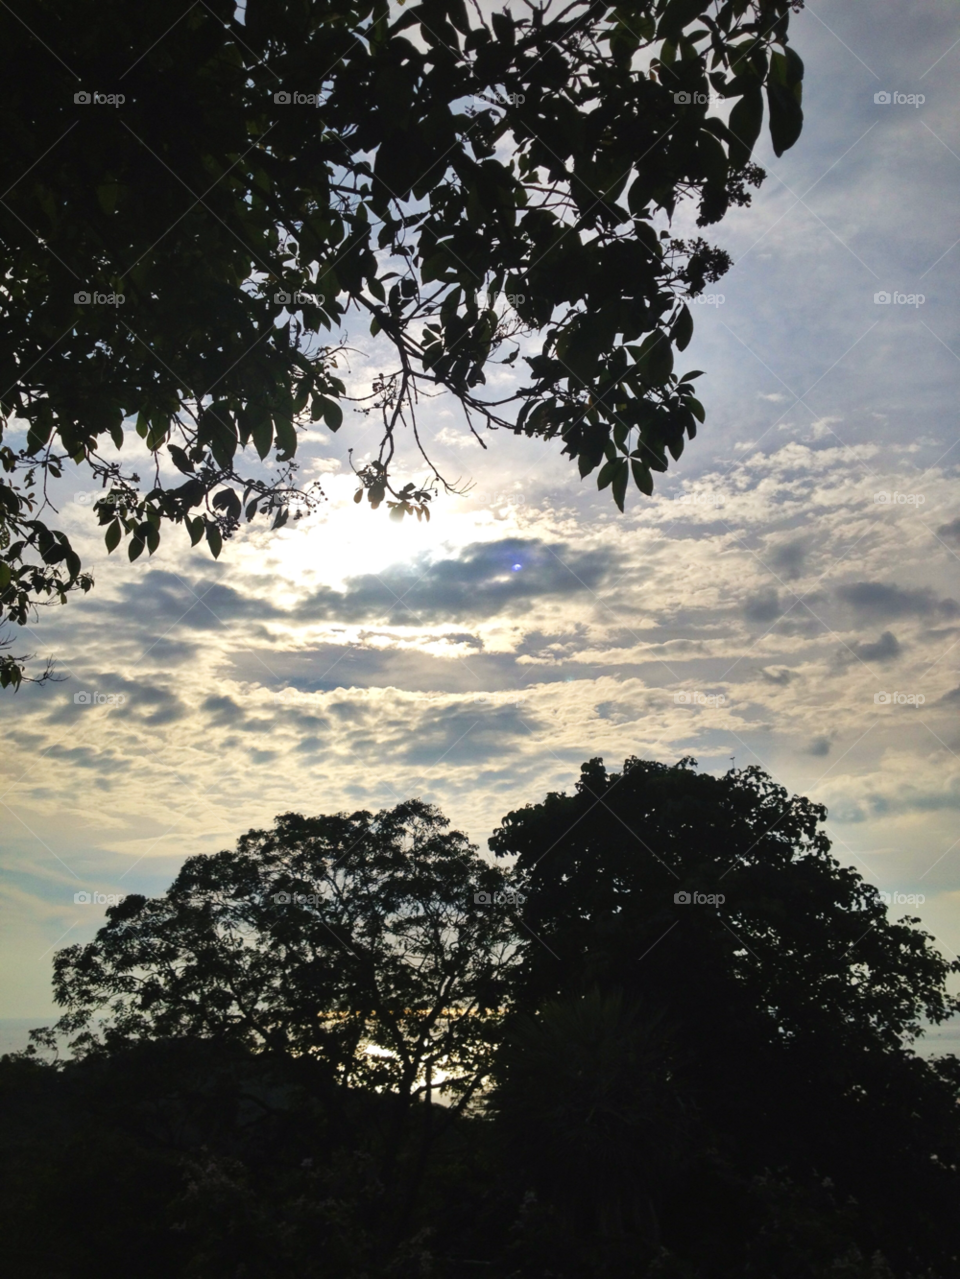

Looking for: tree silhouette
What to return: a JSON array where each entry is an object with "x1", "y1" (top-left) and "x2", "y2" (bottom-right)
[
  {"x1": 491, "y1": 756, "x2": 960, "y2": 1275},
  {"x1": 0, "y1": 0, "x2": 806, "y2": 684}
]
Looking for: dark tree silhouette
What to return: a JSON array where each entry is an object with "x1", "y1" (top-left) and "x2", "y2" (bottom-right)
[{"x1": 490, "y1": 756, "x2": 960, "y2": 1276}]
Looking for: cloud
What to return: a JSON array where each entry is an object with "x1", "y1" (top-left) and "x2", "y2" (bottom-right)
[
  {"x1": 760, "y1": 666, "x2": 797, "y2": 685},
  {"x1": 806, "y1": 736, "x2": 831, "y2": 757},
  {"x1": 851, "y1": 631, "x2": 901, "y2": 663},
  {"x1": 936, "y1": 517, "x2": 960, "y2": 547},
  {"x1": 836, "y1": 581, "x2": 959, "y2": 621},
  {"x1": 767, "y1": 539, "x2": 808, "y2": 580},
  {"x1": 743, "y1": 589, "x2": 782, "y2": 623},
  {"x1": 296, "y1": 539, "x2": 617, "y2": 625}
]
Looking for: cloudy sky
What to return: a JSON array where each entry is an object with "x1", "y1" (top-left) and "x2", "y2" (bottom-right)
[{"x1": 2, "y1": 0, "x2": 959, "y2": 1038}]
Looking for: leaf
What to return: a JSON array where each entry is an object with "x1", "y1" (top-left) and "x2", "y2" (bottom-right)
[
  {"x1": 728, "y1": 87, "x2": 764, "y2": 167},
  {"x1": 611, "y1": 459, "x2": 628, "y2": 511},
  {"x1": 636, "y1": 331, "x2": 674, "y2": 385},
  {"x1": 274, "y1": 417, "x2": 297, "y2": 459},
  {"x1": 317, "y1": 396, "x2": 343, "y2": 432},
  {"x1": 206, "y1": 523, "x2": 223, "y2": 559},
  {"x1": 251, "y1": 417, "x2": 274, "y2": 460},
  {"x1": 128, "y1": 535, "x2": 145, "y2": 562},
  {"x1": 673, "y1": 305, "x2": 694, "y2": 352},
  {"x1": 767, "y1": 80, "x2": 803, "y2": 157},
  {"x1": 187, "y1": 516, "x2": 205, "y2": 547},
  {"x1": 168, "y1": 444, "x2": 194, "y2": 475},
  {"x1": 105, "y1": 520, "x2": 121, "y2": 553},
  {"x1": 631, "y1": 459, "x2": 654, "y2": 495}
]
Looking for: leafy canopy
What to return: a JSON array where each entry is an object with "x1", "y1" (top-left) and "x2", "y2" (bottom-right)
[
  {"x1": 42, "y1": 800, "x2": 519, "y2": 1111},
  {"x1": 0, "y1": 0, "x2": 805, "y2": 684}
]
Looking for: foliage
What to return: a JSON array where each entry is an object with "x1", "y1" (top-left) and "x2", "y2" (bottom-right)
[
  {"x1": 40, "y1": 800, "x2": 518, "y2": 1114},
  {"x1": 18, "y1": 759, "x2": 960, "y2": 1274},
  {"x1": 0, "y1": 0, "x2": 805, "y2": 683},
  {"x1": 490, "y1": 756, "x2": 960, "y2": 1276}
]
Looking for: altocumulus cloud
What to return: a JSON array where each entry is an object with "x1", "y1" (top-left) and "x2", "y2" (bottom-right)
[{"x1": 295, "y1": 538, "x2": 617, "y2": 625}]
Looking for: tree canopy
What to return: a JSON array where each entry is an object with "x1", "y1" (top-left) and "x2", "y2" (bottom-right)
[
  {"x1": 0, "y1": 0, "x2": 805, "y2": 684},
  {"x1": 19, "y1": 758, "x2": 960, "y2": 1275},
  {"x1": 42, "y1": 800, "x2": 518, "y2": 1110}
]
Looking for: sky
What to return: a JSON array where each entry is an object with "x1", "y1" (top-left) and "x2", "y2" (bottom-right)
[{"x1": 2, "y1": 0, "x2": 959, "y2": 1038}]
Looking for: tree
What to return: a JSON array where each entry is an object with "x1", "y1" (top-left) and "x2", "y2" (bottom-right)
[
  {"x1": 0, "y1": 0, "x2": 806, "y2": 682},
  {"x1": 40, "y1": 800, "x2": 519, "y2": 1115},
  {"x1": 489, "y1": 756, "x2": 960, "y2": 1276}
]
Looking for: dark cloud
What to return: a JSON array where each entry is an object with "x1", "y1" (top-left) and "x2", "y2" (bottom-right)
[
  {"x1": 806, "y1": 736, "x2": 831, "y2": 757},
  {"x1": 743, "y1": 589, "x2": 782, "y2": 623},
  {"x1": 836, "y1": 581, "x2": 959, "y2": 621},
  {"x1": 44, "y1": 744, "x2": 130, "y2": 773},
  {"x1": 760, "y1": 666, "x2": 796, "y2": 685},
  {"x1": 936, "y1": 517, "x2": 960, "y2": 546},
  {"x1": 296, "y1": 539, "x2": 615, "y2": 625},
  {"x1": 940, "y1": 686, "x2": 960, "y2": 704},
  {"x1": 202, "y1": 695, "x2": 245, "y2": 727},
  {"x1": 398, "y1": 703, "x2": 539, "y2": 768},
  {"x1": 102, "y1": 571, "x2": 283, "y2": 633},
  {"x1": 852, "y1": 631, "x2": 901, "y2": 663},
  {"x1": 768, "y1": 540, "x2": 808, "y2": 580}
]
